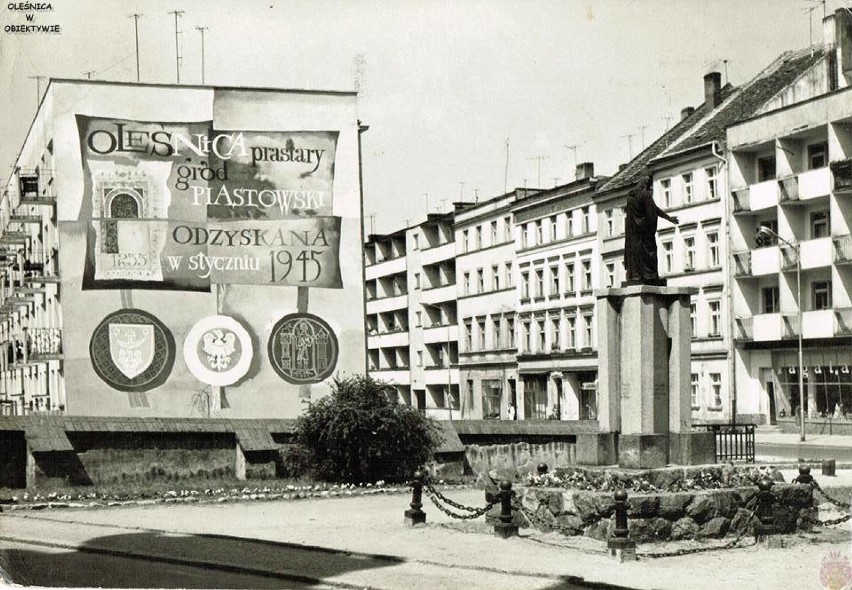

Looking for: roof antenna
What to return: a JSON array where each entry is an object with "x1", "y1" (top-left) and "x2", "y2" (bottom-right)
[{"x1": 564, "y1": 144, "x2": 578, "y2": 180}]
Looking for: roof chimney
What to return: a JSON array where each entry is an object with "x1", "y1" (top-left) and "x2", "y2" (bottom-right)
[
  {"x1": 824, "y1": 12, "x2": 837, "y2": 47},
  {"x1": 680, "y1": 106, "x2": 695, "y2": 121},
  {"x1": 575, "y1": 162, "x2": 594, "y2": 180},
  {"x1": 704, "y1": 72, "x2": 722, "y2": 108},
  {"x1": 618, "y1": 163, "x2": 628, "y2": 172}
]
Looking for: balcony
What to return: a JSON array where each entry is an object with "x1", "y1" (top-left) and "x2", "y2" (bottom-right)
[
  {"x1": 422, "y1": 324, "x2": 458, "y2": 344},
  {"x1": 734, "y1": 317, "x2": 753, "y2": 340},
  {"x1": 749, "y1": 179, "x2": 780, "y2": 211},
  {"x1": 779, "y1": 246, "x2": 798, "y2": 271},
  {"x1": 367, "y1": 329, "x2": 409, "y2": 349},
  {"x1": 731, "y1": 189, "x2": 750, "y2": 215},
  {"x1": 365, "y1": 254, "x2": 406, "y2": 281},
  {"x1": 799, "y1": 237, "x2": 832, "y2": 270},
  {"x1": 797, "y1": 167, "x2": 831, "y2": 201},
  {"x1": 835, "y1": 235, "x2": 852, "y2": 265},
  {"x1": 365, "y1": 293, "x2": 408, "y2": 314},
  {"x1": 751, "y1": 246, "x2": 781, "y2": 276},
  {"x1": 802, "y1": 309, "x2": 836, "y2": 339},
  {"x1": 420, "y1": 241, "x2": 455, "y2": 266},
  {"x1": 17, "y1": 194, "x2": 56, "y2": 207},
  {"x1": 421, "y1": 283, "x2": 456, "y2": 305},
  {"x1": 424, "y1": 366, "x2": 459, "y2": 385},
  {"x1": 831, "y1": 159, "x2": 852, "y2": 194},
  {"x1": 368, "y1": 368, "x2": 411, "y2": 385},
  {"x1": 733, "y1": 252, "x2": 752, "y2": 278},
  {"x1": 751, "y1": 313, "x2": 796, "y2": 342}
]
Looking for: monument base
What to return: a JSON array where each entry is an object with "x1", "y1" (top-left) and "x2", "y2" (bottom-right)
[
  {"x1": 618, "y1": 434, "x2": 668, "y2": 468},
  {"x1": 668, "y1": 431, "x2": 715, "y2": 465},
  {"x1": 576, "y1": 433, "x2": 618, "y2": 466}
]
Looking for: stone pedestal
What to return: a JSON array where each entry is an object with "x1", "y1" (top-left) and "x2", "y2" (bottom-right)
[
  {"x1": 607, "y1": 537, "x2": 636, "y2": 562},
  {"x1": 595, "y1": 285, "x2": 699, "y2": 467},
  {"x1": 404, "y1": 508, "x2": 426, "y2": 526}
]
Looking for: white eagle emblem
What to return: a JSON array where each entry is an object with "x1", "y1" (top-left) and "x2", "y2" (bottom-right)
[{"x1": 201, "y1": 329, "x2": 237, "y2": 371}]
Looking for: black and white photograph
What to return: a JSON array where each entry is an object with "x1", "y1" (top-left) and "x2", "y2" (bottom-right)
[{"x1": 1, "y1": 1, "x2": 851, "y2": 588}]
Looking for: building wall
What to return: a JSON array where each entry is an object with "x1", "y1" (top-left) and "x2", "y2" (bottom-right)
[{"x1": 7, "y1": 81, "x2": 365, "y2": 418}]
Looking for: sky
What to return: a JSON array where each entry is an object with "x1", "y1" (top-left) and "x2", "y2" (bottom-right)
[{"x1": 0, "y1": 0, "x2": 843, "y2": 233}]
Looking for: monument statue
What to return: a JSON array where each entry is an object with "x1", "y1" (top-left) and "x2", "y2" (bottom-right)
[{"x1": 624, "y1": 174, "x2": 679, "y2": 285}]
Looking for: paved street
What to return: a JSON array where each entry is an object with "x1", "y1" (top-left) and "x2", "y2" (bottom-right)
[{"x1": 0, "y1": 484, "x2": 848, "y2": 590}]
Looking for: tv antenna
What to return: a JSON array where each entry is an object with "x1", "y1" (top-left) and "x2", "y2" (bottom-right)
[
  {"x1": 196, "y1": 26, "x2": 208, "y2": 84},
  {"x1": 638, "y1": 126, "x2": 648, "y2": 151},
  {"x1": 526, "y1": 156, "x2": 548, "y2": 187},
  {"x1": 621, "y1": 133, "x2": 636, "y2": 159},
  {"x1": 803, "y1": 1, "x2": 826, "y2": 46},
  {"x1": 564, "y1": 144, "x2": 578, "y2": 179},
  {"x1": 167, "y1": 10, "x2": 185, "y2": 83}
]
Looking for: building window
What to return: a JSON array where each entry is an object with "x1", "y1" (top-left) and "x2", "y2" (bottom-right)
[
  {"x1": 413, "y1": 234, "x2": 419, "y2": 249},
  {"x1": 710, "y1": 373, "x2": 722, "y2": 407},
  {"x1": 522, "y1": 320, "x2": 531, "y2": 352},
  {"x1": 492, "y1": 265, "x2": 500, "y2": 290},
  {"x1": 464, "y1": 319, "x2": 472, "y2": 352},
  {"x1": 491, "y1": 317, "x2": 500, "y2": 349},
  {"x1": 535, "y1": 269, "x2": 544, "y2": 298},
  {"x1": 506, "y1": 317, "x2": 515, "y2": 349},
  {"x1": 757, "y1": 155, "x2": 776, "y2": 182},
  {"x1": 691, "y1": 373, "x2": 699, "y2": 407},
  {"x1": 684, "y1": 236, "x2": 695, "y2": 271},
  {"x1": 811, "y1": 211, "x2": 830, "y2": 239},
  {"x1": 566, "y1": 212, "x2": 573, "y2": 237},
  {"x1": 606, "y1": 263, "x2": 615, "y2": 288},
  {"x1": 521, "y1": 272, "x2": 530, "y2": 300},
  {"x1": 464, "y1": 272, "x2": 471, "y2": 295},
  {"x1": 535, "y1": 220, "x2": 543, "y2": 245},
  {"x1": 505, "y1": 262, "x2": 513, "y2": 287},
  {"x1": 477, "y1": 268, "x2": 485, "y2": 293},
  {"x1": 762, "y1": 286, "x2": 780, "y2": 314},
  {"x1": 581, "y1": 260, "x2": 591, "y2": 291},
  {"x1": 708, "y1": 300, "x2": 721, "y2": 336},
  {"x1": 475, "y1": 226, "x2": 483, "y2": 250},
  {"x1": 682, "y1": 173, "x2": 694, "y2": 204},
  {"x1": 462, "y1": 230, "x2": 469, "y2": 253},
  {"x1": 581, "y1": 207, "x2": 590, "y2": 234},
  {"x1": 417, "y1": 351, "x2": 423, "y2": 367},
  {"x1": 566, "y1": 316, "x2": 576, "y2": 349},
  {"x1": 415, "y1": 311, "x2": 422, "y2": 328},
  {"x1": 491, "y1": 221, "x2": 498, "y2": 245},
  {"x1": 550, "y1": 266, "x2": 560, "y2": 296},
  {"x1": 522, "y1": 225, "x2": 530, "y2": 248},
  {"x1": 550, "y1": 317, "x2": 560, "y2": 351},
  {"x1": 707, "y1": 232, "x2": 720, "y2": 267},
  {"x1": 812, "y1": 281, "x2": 832, "y2": 310},
  {"x1": 706, "y1": 167, "x2": 718, "y2": 200},
  {"x1": 690, "y1": 302, "x2": 697, "y2": 336},
  {"x1": 550, "y1": 215, "x2": 558, "y2": 241},
  {"x1": 662, "y1": 241, "x2": 674, "y2": 273},
  {"x1": 565, "y1": 262, "x2": 575, "y2": 294},
  {"x1": 661, "y1": 179, "x2": 672, "y2": 208},
  {"x1": 504, "y1": 216, "x2": 512, "y2": 242},
  {"x1": 477, "y1": 318, "x2": 486, "y2": 350},
  {"x1": 605, "y1": 209, "x2": 614, "y2": 237},
  {"x1": 808, "y1": 142, "x2": 828, "y2": 169},
  {"x1": 582, "y1": 314, "x2": 593, "y2": 348},
  {"x1": 414, "y1": 272, "x2": 421, "y2": 289},
  {"x1": 537, "y1": 319, "x2": 546, "y2": 352}
]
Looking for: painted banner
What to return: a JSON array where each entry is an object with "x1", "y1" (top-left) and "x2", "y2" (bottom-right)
[{"x1": 76, "y1": 116, "x2": 341, "y2": 290}]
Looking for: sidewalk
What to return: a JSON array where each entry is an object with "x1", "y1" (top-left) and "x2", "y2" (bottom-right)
[
  {"x1": 755, "y1": 430, "x2": 852, "y2": 448},
  {"x1": 1, "y1": 487, "x2": 849, "y2": 590}
]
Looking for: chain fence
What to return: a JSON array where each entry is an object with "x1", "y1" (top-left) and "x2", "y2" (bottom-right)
[{"x1": 421, "y1": 478, "x2": 499, "y2": 520}]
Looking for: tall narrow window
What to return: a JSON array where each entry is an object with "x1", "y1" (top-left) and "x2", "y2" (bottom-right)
[
  {"x1": 475, "y1": 226, "x2": 483, "y2": 250},
  {"x1": 691, "y1": 374, "x2": 700, "y2": 407},
  {"x1": 477, "y1": 318, "x2": 486, "y2": 350},
  {"x1": 663, "y1": 241, "x2": 674, "y2": 273},
  {"x1": 661, "y1": 179, "x2": 672, "y2": 208},
  {"x1": 550, "y1": 317, "x2": 560, "y2": 351},
  {"x1": 684, "y1": 236, "x2": 695, "y2": 271},
  {"x1": 707, "y1": 232, "x2": 720, "y2": 267},
  {"x1": 682, "y1": 173, "x2": 694, "y2": 204},
  {"x1": 504, "y1": 217, "x2": 512, "y2": 242},
  {"x1": 535, "y1": 269, "x2": 544, "y2": 298},
  {"x1": 492, "y1": 265, "x2": 500, "y2": 290},
  {"x1": 550, "y1": 266, "x2": 560, "y2": 296},
  {"x1": 811, "y1": 211, "x2": 830, "y2": 239},
  {"x1": 582, "y1": 314, "x2": 593, "y2": 348},
  {"x1": 566, "y1": 317, "x2": 576, "y2": 349},
  {"x1": 477, "y1": 268, "x2": 485, "y2": 293},
  {"x1": 606, "y1": 263, "x2": 616, "y2": 288},
  {"x1": 565, "y1": 262, "x2": 575, "y2": 294},
  {"x1": 708, "y1": 300, "x2": 721, "y2": 336},
  {"x1": 710, "y1": 373, "x2": 723, "y2": 407},
  {"x1": 582, "y1": 260, "x2": 591, "y2": 291},
  {"x1": 705, "y1": 167, "x2": 718, "y2": 200},
  {"x1": 812, "y1": 281, "x2": 832, "y2": 310},
  {"x1": 550, "y1": 215, "x2": 558, "y2": 241},
  {"x1": 690, "y1": 303, "x2": 697, "y2": 336},
  {"x1": 535, "y1": 220, "x2": 544, "y2": 245},
  {"x1": 491, "y1": 221, "x2": 498, "y2": 245},
  {"x1": 462, "y1": 230, "x2": 469, "y2": 253},
  {"x1": 605, "y1": 209, "x2": 614, "y2": 237},
  {"x1": 521, "y1": 272, "x2": 530, "y2": 300},
  {"x1": 762, "y1": 287, "x2": 780, "y2": 313}
]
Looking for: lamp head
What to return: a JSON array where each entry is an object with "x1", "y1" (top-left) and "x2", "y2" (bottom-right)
[{"x1": 757, "y1": 226, "x2": 775, "y2": 240}]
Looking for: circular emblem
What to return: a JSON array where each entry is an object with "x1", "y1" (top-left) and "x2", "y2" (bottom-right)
[
  {"x1": 268, "y1": 313, "x2": 339, "y2": 384},
  {"x1": 90, "y1": 309, "x2": 176, "y2": 392},
  {"x1": 183, "y1": 315, "x2": 253, "y2": 386}
]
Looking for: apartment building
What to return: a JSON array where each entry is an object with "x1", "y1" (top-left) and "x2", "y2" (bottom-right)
[
  {"x1": 729, "y1": 9, "x2": 852, "y2": 426},
  {"x1": 512, "y1": 165, "x2": 602, "y2": 420},
  {"x1": 455, "y1": 189, "x2": 531, "y2": 420},
  {"x1": 0, "y1": 79, "x2": 366, "y2": 418},
  {"x1": 365, "y1": 212, "x2": 460, "y2": 418}
]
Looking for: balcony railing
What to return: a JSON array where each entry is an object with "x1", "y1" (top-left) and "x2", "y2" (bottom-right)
[
  {"x1": 732, "y1": 189, "x2": 750, "y2": 214},
  {"x1": 733, "y1": 252, "x2": 752, "y2": 277},
  {"x1": 734, "y1": 317, "x2": 753, "y2": 340},
  {"x1": 779, "y1": 246, "x2": 798, "y2": 271},
  {"x1": 778, "y1": 176, "x2": 799, "y2": 203},
  {"x1": 26, "y1": 328, "x2": 63, "y2": 358},
  {"x1": 835, "y1": 236, "x2": 852, "y2": 264},
  {"x1": 831, "y1": 158, "x2": 852, "y2": 193},
  {"x1": 836, "y1": 308, "x2": 852, "y2": 335}
]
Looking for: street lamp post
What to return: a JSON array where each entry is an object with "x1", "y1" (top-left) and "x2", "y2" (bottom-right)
[{"x1": 757, "y1": 226, "x2": 805, "y2": 442}]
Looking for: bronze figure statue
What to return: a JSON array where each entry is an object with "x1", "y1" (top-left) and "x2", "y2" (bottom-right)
[{"x1": 624, "y1": 174, "x2": 679, "y2": 286}]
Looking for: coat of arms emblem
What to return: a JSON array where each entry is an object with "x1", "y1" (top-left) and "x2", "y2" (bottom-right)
[
  {"x1": 183, "y1": 315, "x2": 253, "y2": 386},
  {"x1": 109, "y1": 324, "x2": 155, "y2": 379}
]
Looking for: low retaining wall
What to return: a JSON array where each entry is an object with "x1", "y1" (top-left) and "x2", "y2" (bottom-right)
[
  {"x1": 465, "y1": 441, "x2": 576, "y2": 479},
  {"x1": 515, "y1": 484, "x2": 814, "y2": 542}
]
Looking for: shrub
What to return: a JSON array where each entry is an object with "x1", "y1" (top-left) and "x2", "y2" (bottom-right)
[{"x1": 293, "y1": 375, "x2": 439, "y2": 483}]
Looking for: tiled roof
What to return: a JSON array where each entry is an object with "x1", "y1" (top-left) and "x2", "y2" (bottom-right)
[
  {"x1": 598, "y1": 45, "x2": 826, "y2": 194},
  {"x1": 668, "y1": 46, "x2": 827, "y2": 154}
]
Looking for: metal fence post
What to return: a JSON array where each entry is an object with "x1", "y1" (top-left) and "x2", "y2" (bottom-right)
[
  {"x1": 608, "y1": 489, "x2": 636, "y2": 562},
  {"x1": 754, "y1": 477, "x2": 778, "y2": 546},
  {"x1": 494, "y1": 480, "x2": 518, "y2": 538},
  {"x1": 792, "y1": 465, "x2": 814, "y2": 486},
  {"x1": 404, "y1": 470, "x2": 426, "y2": 526},
  {"x1": 537, "y1": 463, "x2": 548, "y2": 475}
]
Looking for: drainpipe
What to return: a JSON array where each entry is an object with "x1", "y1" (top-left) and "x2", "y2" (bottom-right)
[
  {"x1": 712, "y1": 140, "x2": 737, "y2": 425},
  {"x1": 358, "y1": 121, "x2": 370, "y2": 375}
]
